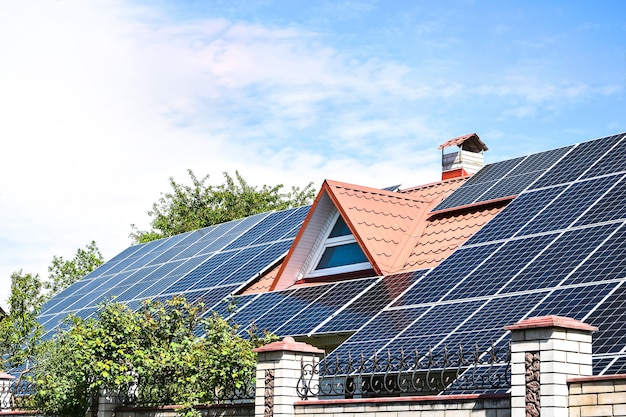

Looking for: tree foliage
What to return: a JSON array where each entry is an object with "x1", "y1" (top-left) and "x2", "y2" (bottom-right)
[
  {"x1": 0, "y1": 271, "x2": 45, "y2": 370},
  {"x1": 130, "y1": 170, "x2": 315, "y2": 243},
  {"x1": 0, "y1": 241, "x2": 103, "y2": 372},
  {"x1": 29, "y1": 297, "x2": 275, "y2": 417},
  {"x1": 46, "y1": 241, "x2": 104, "y2": 295}
]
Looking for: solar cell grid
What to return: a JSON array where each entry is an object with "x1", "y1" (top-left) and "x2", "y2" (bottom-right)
[
  {"x1": 433, "y1": 182, "x2": 498, "y2": 211},
  {"x1": 275, "y1": 278, "x2": 377, "y2": 336},
  {"x1": 475, "y1": 171, "x2": 540, "y2": 202},
  {"x1": 602, "y1": 356, "x2": 626, "y2": 375},
  {"x1": 223, "y1": 210, "x2": 294, "y2": 250},
  {"x1": 191, "y1": 245, "x2": 271, "y2": 289},
  {"x1": 457, "y1": 293, "x2": 547, "y2": 333},
  {"x1": 317, "y1": 271, "x2": 426, "y2": 334},
  {"x1": 398, "y1": 300, "x2": 485, "y2": 339},
  {"x1": 529, "y1": 283, "x2": 616, "y2": 321},
  {"x1": 593, "y1": 357, "x2": 615, "y2": 375},
  {"x1": 530, "y1": 134, "x2": 624, "y2": 189},
  {"x1": 466, "y1": 186, "x2": 565, "y2": 245},
  {"x1": 584, "y1": 283, "x2": 626, "y2": 355},
  {"x1": 229, "y1": 290, "x2": 295, "y2": 331},
  {"x1": 580, "y1": 133, "x2": 626, "y2": 179},
  {"x1": 564, "y1": 224, "x2": 626, "y2": 286},
  {"x1": 508, "y1": 146, "x2": 574, "y2": 177},
  {"x1": 392, "y1": 243, "x2": 501, "y2": 307},
  {"x1": 163, "y1": 251, "x2": 240, "y2": 294},
  {"x1": 443, "y1": 234, "x2": 555, "y2": 301},
  {"x1": 574, "y1": 176, "x2": 626, "y2": 227},
  {"x1": 248, "y1": 285, "x2": 336, "y2": 336},
  {"x1": 501, "y1": 224, "x2": 618, "y2": 293},
  {"x1": 254, "y1": 206, "x2": 310, "y2": 243},
  {"x1": 221, "y1": 240, "x2": 292, "y2": 288},
  {"x1": 518, "y1": 175, "x2": 616, "y2": 236},
  {"x1": 348, "y1": 308, "x2": 428, "y2": 343}
]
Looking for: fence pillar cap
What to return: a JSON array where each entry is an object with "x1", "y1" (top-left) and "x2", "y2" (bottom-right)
[
  {"x1": 252, "y1": 336, "x2": 325, "y2": 354},
  {"x1": 0, "y1": 371, "x2": 14, "y2": 380},
  {"x1": 504, "y1": 315, "x2": 598, "y2": 332}
]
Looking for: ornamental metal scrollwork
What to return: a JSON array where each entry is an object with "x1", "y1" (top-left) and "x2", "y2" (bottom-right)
[{"x1": 297, "y1": 341, "x2": 511, "y2": 399}]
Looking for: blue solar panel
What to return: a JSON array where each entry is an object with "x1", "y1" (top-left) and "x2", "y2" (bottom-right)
[
  {"x1": 518, "y1": 175, "x2": 616, "y2": 236},
  {"x1": 529, "y1": 282, "x2": 617, "y2": 321},
  {"x1": 466, "y1": 186, "x2": 565, "y2": 245},
  {"x1": 501, "y1": 224, "x2": 618, "y2": 293},
  {"x1": 530, "y1": 133, "x2": 624, "y2": 189},
  {"x1": 584, "y1": 283, "x2": 626, "y2": 355},
  {"x1": 564, "y1": 224, "x2": 626, "y2": 286},
  {"x1": 443, "y1": 234, "x2": 555, "y2": 301},
  {"x1": 392, "y1": 244, "x2": 501, "y2": 307},
  {"x1": 580, "y1": 133, "x2": 626, "y2": 179},
  {"x1": 229, "y1": 290, "x2": 296, "y2": 331},
  {"x1": 275, "y1": 278, "x2": 377, "y2": 336},
  {"x1": 574, "y1": 176, "x2": 626, "y2": 227},
  {"x1": 317, "y1": 271, "x2": 426, "y2": 334}
]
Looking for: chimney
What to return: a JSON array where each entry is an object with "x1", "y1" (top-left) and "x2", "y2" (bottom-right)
[{"x1": 438, "y1": 133, "x2": 488, "y2": 180}]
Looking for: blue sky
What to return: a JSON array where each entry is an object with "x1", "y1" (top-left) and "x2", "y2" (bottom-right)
[{"x1": 0, "y1": 0, "x2": 624, "y2": 308}]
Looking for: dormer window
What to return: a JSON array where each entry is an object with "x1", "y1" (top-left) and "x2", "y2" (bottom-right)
[{"x1": 307, "y1": 213, "x2": 370, "y2": 278}]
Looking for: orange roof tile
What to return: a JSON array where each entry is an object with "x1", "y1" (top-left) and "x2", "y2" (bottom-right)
[{"x1": 400, "y1": 203, "x2": 505, "y2": 271}]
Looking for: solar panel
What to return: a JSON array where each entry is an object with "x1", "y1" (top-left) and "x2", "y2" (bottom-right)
[
  {"x1": 391, "y1": 243, "x2": 502, "y2": 307},
  {"x1": 517, "y1": 175, "x2": 617, "y2": 236},
  {"x1": 316, "y1": 271, "x2": 426, "y2": 334},
  {"x1": 38, "y1": 207, "x2": 308, "y2": 333},
  {"x1": 274, "y1": 278, "x2": 377, "y2": 336},
  {"x1": 465, "y1": 186, "x2": 565, "y2": 245},
  {"x1": 500, "y1": 224, "x2": 618, "y2": 293},
  {"x1": 529, "y1": 133, "x2": 624, "y2": 189},
  {"x1": 442, "y1": 234, "x2": 555, "y2": 301}
]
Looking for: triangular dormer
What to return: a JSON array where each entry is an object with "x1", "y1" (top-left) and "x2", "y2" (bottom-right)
[{"x1": 270, "y1": 180, "x2": 435, "y2": 291}]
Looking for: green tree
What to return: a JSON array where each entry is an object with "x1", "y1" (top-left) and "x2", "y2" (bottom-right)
[
  {"x1": 0, "y1": 271, "x2": 46, "y2": 371},
  {"x1": 0, "y1": 241, "x2": 103, "y2": 372},
  {"x1": 130, "y1": 170, "x2": 315, "y2": 243},
  {"x1": 46, "y1": 241, "x2": 104, "y2": 295},
  {"x1": 30, "y1": 297, "x2": 275, "y2": 417}
]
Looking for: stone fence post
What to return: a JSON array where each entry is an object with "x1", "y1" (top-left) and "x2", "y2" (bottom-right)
[
  {"x1": 252, "y1": 337, "x2": 324, "y2": 417},
  {"x1": 505, "y1": 315, "x2": 597, "y2": 417}
]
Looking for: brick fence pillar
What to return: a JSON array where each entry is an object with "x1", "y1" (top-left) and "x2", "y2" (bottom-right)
[
  {"x1": 253, "y1": 337, "x2": 324, "y2": 417},
  {"x1": 0, "y1": 371, "x2": 14, "y2": 411},
  {"x1": 505, "y1": 315, "x2": 597, "y2": 417}
]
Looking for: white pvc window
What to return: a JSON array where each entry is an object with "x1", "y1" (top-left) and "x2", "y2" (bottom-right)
[{"x1": 307, "y1": 213, "x2": 370, "y2": 278}]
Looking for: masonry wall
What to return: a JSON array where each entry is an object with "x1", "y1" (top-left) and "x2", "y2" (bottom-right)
[
  {"x1": 114, "y1": 404, "x2": 254, "y2": 417},
  {"x1": 293, "y1": 395, "x2": 511, "y2": 417},
  {"x1": 568, "y1": 375, "x2": 626, "y2": 417}
]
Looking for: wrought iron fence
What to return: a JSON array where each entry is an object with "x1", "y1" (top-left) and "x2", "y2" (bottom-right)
[{"x1": 297, "y1": 342, "x2": 511, "y2": 399}]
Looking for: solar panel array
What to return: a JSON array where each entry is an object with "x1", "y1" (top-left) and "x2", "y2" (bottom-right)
[
  {"x1": 36, "y1": 131, "x2": 626, "y2": 385},
  {"x1": 227, "y1": 271, "x2": 427, "y2": 338},
  {"x1": 326, "y1": 132, "x2": 626, "y2": 377},
  {"x1": 38, "y1": 206, "x2": 310, "y2": 336}
]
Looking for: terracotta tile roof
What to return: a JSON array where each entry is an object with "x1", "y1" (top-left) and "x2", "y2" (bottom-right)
[
  {"x1": 324, "y1": 180, "x2": 431, "y2": 275},
  {"x1": 400, "y1": 203, "x2": 505, "y2": 271}
]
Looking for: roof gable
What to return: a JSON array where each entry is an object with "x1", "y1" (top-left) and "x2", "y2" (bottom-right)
[{"x1": 271, "y1": 177, "x2": 476, "y2": 290}]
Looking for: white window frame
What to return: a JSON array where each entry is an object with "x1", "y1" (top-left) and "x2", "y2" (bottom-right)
[{"x1": 305, "y1": 212, "x2": 371, "y2": 278}]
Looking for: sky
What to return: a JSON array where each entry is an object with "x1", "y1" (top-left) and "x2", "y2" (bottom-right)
[{"x1": 0, "y1": 0, "x2": 625, "y2": 309}]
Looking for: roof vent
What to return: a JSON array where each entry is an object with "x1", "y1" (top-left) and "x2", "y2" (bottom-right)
[{"x1": 438, "y1": 133, "x2": 488, "y2": 180}]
